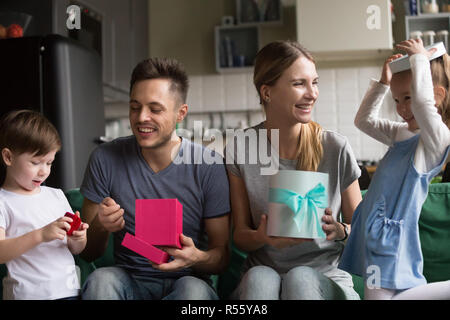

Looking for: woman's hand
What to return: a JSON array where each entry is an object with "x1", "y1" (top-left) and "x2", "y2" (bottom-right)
[
  {"x1": 321, "y1": 208, "x2": 346, "y2": 241},
  {"x1": 257, "y1": 214, "x2": 312, "y2": 249}
]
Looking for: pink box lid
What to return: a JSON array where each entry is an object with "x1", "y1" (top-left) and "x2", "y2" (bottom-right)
[{"x1": 121, "y1": 233, "x2": 169, "y2": 265}]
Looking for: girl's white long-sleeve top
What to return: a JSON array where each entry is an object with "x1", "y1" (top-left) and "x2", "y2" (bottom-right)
[{"x1": 354, "y1": 53, "x2": 450, "y2": 173}]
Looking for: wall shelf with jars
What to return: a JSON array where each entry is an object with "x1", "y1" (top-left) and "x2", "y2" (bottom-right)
[{"x1": 405, "y1": 1, "x2": 449, "y2": 51}]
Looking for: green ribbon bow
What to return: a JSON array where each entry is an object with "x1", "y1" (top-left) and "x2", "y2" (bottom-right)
[{"x1": 269, "y1": 183, "x2": 327, "y2": 237}]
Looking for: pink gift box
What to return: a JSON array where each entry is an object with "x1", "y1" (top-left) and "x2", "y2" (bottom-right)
[
  {"x1": 121, "y1": 198, "x2": 183, "y2": 264},
  {"x1": 135, "y1": 199, "x2": 183, "y2": 249},
  {"x1": 121, "y1": 233, "x2": 169, "y2": 264}
]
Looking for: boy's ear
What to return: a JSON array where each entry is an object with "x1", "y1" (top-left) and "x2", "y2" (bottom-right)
[
  {"x1": 1, "y1": 148, "x2": 13, "y2": 166},
  {"x1": 434, "y1": 85, "x2": 447, "y2": 106}
]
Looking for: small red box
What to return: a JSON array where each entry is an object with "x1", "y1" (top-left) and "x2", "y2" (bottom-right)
[{"x1": 64, "y1": 212, "x2": 81, "y2": 236}]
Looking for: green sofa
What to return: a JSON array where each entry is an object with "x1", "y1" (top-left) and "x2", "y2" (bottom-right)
[{"x1": 1, "y1": 183, "x2": 449, "y2": 299}]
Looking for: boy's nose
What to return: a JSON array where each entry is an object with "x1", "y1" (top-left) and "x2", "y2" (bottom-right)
[{"x1": 38, "y1": 167, "x2": 49, "y2": 177}]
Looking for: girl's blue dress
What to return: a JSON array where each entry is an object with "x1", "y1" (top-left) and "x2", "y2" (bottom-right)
[{"x1": 339, "y1": 134, "x2": 449, "y2": 290}]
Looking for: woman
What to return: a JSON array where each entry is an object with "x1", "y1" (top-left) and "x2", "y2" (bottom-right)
[{"x1": 225, "y1": 40, "x2": 362, "y2": 300}]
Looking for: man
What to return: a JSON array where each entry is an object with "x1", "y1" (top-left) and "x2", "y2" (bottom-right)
[{"x1": 80, "y1": 58, "x2": 230, "y2": 300}]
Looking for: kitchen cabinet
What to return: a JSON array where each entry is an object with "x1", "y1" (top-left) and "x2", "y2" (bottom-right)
[
  {"x1": 236, "y1": 0, "x2": 283, "y2": 25},
  {"x1": 68, "y1": 0, "x2": 148, "y2": 95},
  {"x1": 296, "y1": 0, "x2": 394, "y2": 60}
]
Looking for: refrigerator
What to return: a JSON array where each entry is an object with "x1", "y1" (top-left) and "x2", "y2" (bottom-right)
[{"x1": 0, "y1": 34, "x2": 105, "y2": 191}]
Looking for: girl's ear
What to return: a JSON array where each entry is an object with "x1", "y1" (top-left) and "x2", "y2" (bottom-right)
[
  {"x1": 1, "y1": 148, "x2": 13, "y2": 166},
  {"x1": 434, "y1": 85, "x2": 447, "y2": 106}
]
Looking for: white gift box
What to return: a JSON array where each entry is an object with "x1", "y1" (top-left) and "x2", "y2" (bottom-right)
[
  {"x1": 267, "y1": 170, "x2": 329, "y2": 239},
  {"x1": 389, "y1": 42, "x2": 446, "y2": 74}
]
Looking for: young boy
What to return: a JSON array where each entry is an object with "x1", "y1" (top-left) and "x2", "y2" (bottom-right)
[{"x1": 0, "y1": 110, "x2": 88, "y2": 300}]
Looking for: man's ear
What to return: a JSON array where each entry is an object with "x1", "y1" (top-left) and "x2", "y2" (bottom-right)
[
  {"x1": 177, "y1": 104, "x2": 188, "y2": 122},
  {"x1": 1, "y1": 148, "x2": 13, "y2": 166},
  {"x1": 434, "y1": 85, "x2": 447, "y2": 106}
]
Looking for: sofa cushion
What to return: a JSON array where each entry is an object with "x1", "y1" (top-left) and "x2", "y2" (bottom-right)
[{"x1": 419, "y1": 183, "x2": 450, "y2": 283}]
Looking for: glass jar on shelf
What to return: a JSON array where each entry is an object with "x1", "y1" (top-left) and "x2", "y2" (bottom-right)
[{"x1": 421, "y1": 0, "x2": 439, "y2": 13}]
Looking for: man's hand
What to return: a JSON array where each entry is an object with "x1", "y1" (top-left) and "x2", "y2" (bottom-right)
[
  {"x1": 150, "y1": 234, "x2": 202, "y2": 272},
  {"x1": 98, "y1": 197, "x2": 125, "y2": 232}
]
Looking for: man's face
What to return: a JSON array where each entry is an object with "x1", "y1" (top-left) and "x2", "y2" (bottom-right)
[{"x1": 129, "y1": 78, "x2": 181, "y2": 150}]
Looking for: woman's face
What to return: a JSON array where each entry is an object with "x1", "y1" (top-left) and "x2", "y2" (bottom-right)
[{"x1": 264, "y1": 56, "x2": 319, "y2": 125}]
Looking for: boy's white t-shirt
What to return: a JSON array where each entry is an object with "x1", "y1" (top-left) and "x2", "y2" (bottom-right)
[{"x1": 0, "y1": 186, "x2": 80, "y2": 300}]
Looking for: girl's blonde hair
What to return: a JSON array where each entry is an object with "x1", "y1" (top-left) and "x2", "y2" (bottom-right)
[
  {"x1": 430, "y1": 53, "x2": 450, "y2": 128},
  {"x1": 254, "y1": 40, "x2": 323, "y2": 171}
]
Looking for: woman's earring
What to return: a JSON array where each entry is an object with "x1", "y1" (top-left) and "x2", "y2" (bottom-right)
[{"x1": 265, "y1": 96, "x2": 271, "y2": 103}]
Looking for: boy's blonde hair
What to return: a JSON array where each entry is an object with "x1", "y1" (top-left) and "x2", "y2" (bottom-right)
[
  {"x1": 254, "y1": 40, "x2": 323, "y2": 171},
  {"x1": 430, "y1": 53, "x2": 450, "y2": 128}
]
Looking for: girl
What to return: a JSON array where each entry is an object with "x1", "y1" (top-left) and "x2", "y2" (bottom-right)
[
  {"x1": 225, "y1": 40, "x2": 362, "y2": 300},
  {"x1": 339, "y1": 38, "x2": 450, "y2": 300},
  {"x1": 0, "y1": 110, "x2": 89, "y2": 300}
]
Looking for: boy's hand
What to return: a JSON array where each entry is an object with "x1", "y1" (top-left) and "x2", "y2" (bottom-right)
[
  {"x1": 380, "y1": 53, "x2": 403, "y2": 85},
  {"x1": 40, "y1": 216, "x2": 72, "y2": 242},
  {"x1": 68, "y1": 211, "x2": 89, "y2": 241},
  {"x1": 98, "y1": 197, "x2": 125, "y2": 232},
  {"x1": 396, "y1": 38, "x2": 437, "y2": 58}
]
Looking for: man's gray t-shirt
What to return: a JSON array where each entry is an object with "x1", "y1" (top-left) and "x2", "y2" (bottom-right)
[
  {"x1": 81, "y1": 136, "x2": 230, "y2": 279},
  {"x1": 225, "y1": 122, "x2": 361, "y2": 288}
]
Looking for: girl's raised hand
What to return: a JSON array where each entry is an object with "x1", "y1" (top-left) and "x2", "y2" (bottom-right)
[
  {"x1": 380, "y1": 53, "x2": 404, "y2": 85},
  {"x1": 396, "y1": 38, "x2": 437, "y2": 58}
]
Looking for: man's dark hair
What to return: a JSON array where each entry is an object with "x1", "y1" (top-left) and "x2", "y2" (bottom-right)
[{"x1": 130, "y1": 57, "x2": 189, "y2": 104}]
